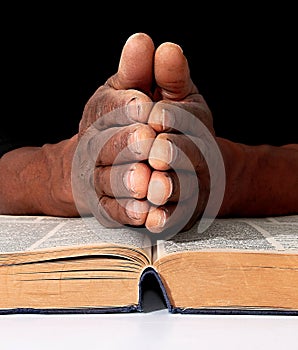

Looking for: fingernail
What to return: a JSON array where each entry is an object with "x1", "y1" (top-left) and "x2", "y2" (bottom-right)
[
  {"x1": 128, "y1": 126, "x2": 155, "y2": 158},
  {"x1": 148, "y1": 175, "x2": 172, "y2": 205},
  {"x1": 148, "y1": 208, "x2": 167, "y2": 231},
  {"x1": 160, "y1": 108, "x2": 171, "y2": 131},
  {"x1": 149, "y1": 107, "x2": 171, "y2": 132},
  {"x1": 126, "y1": 199, "x2": 148, "y2": 221},
  {"x1": 123, "y1": 169, "x2": 136, "y2": 194},
  {"x1": 127, "y1": 98, "x2": 140, "y2": 122},
  {"x1": 149, "y1": 138, "x2": 177, "y2": 169},
  {"x1": 157, "y1": 209, "x2": 167, "y2": 228},
  {"x1": 128, "y1": 128, "x2": 141, "y2": 155}
]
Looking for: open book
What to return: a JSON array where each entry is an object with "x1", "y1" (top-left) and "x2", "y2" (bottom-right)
[{"x1": 0, "y1": 214, "x2": 298, "y2": 315}]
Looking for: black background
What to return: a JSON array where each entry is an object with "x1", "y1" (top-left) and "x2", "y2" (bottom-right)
[{"x1": 2, "y1": 5, "x2": 297, "y2": 148}]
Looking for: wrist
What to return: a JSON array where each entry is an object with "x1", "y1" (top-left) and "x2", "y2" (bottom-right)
[
  {"x1": 40, "y1": 135, "x2": 80, "y2": 216},
  {"x1": 215, "y1": 137, "x2": 247, "y2": 216},
  {"x1": 0, "y1": 136, "x2": 80, "y2": 216},
  {"x1": 216, "y1": 137, "x2": 298, "y2": 217}
]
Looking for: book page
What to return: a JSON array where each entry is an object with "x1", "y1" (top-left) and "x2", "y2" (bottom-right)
[
  {"x1": 156, "y1": 215, "x2": 298, "y2": 259},
  {"x1": 0, "y1": 215, "x2": 152, "y2": 258}
]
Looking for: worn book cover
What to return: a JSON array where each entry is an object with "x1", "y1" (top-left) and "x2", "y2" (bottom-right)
[{"x1": 0, "y1": 214, "x2": 297, "y2": 315}]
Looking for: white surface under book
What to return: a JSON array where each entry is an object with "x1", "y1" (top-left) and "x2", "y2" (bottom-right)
[{"x1": 1, "y1": 309, "x2": 298, "y2": 350}]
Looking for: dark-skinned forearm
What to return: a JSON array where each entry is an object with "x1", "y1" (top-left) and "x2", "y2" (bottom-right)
[
  {"x1": 217, "y1": 138, "x2": 298, "y2": 217},
  {"x1": 0, "y1": 136, "x2": 79, "y2": 216}
]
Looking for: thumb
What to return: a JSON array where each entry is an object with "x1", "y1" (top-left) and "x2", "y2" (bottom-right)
[
  {"x1": 106, "y1": 32, "x2": 155, "y2": 95},
  {"x1": 154, "y1": 42, "x2": 199, "y2": 100}
]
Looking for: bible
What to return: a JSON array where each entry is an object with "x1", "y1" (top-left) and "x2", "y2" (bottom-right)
[{"x1": 0, "y1": 214, "x2": 298, "y2": 315}]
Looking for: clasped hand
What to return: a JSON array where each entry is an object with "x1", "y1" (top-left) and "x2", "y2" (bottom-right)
[{"x1": 72, "y1": 33, "x2": 217, "y2": 234}]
